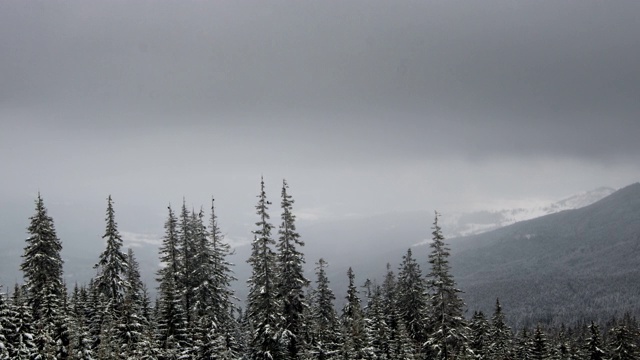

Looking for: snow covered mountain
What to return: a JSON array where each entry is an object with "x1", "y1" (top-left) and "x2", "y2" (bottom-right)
[{"x1": 438, "y1": 186, "x2": 615, "y2": 238}]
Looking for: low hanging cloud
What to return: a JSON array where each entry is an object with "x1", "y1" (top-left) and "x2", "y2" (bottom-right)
[
  {"x1": 121, "y1": 231, "x2": 162, "y2": 248},
  {"x1": 1, "y1": 0, "x2": 639, "y2": 163}
]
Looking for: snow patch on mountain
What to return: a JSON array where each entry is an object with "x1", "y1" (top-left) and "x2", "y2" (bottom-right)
[{"x1": 439, "y1": 187, "x2": 615, "y2": 239}]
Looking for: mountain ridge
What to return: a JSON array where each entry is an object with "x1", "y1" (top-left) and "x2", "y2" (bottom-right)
[{"x1": 446, "y1": 182, "x2": 640, "y2": 327}]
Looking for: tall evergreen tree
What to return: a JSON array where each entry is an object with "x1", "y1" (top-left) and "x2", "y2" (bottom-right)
[
  {"x1": 207, "y1": 198, "x2": 239, "y2": 357},
  {"x1": 115, "y1": 248, "x2": 146, "y2": 358},
  {"x1": 364, "y1": 281, "x2": 390, "y2": 359},
  {"x1": 585, "y1": 322, "x2": 606, "y2": 360},
  {"x1": 515, "y1": 327, "x2": 533, "y2": 360},
  {"x1": 85, "y1": 279, "x2": 102, "y2": 352},
  {"x1": 488, "y1": 298, "x2": 512, "y2": 359},
  {"x1": 53, "y1": 291, "x2": 71, "y2": 360},
  {"x1": 137, "y1": 284, "x2": 161, "y2": 360},
  {"x1": 191, "y1": 201, "x2": 238, "y2": 359},
  {"x1": 394, "y1": 316, "x2": 418, "y2": 360},
  {"x1": 157, "y1": 272, "x2": 187, "y2": 359},
  {"x1": 235, "y1": 307, "x2": 251, "y2": 357},
  {"x1": 0, "y1": 288, "x2": 11, "y2": 360},
  {"x1": 396, "y1": 247, "x2": 428, "y2": 352},
  {"x1": 156, "y1": 205, "x2": 188, "y2": 358},
  {"x1": 95, "y1": 302, "x2": 119, "y2": 359},
  {"x1": 381, "y1": 264, "x2": 397, "y2": 332},
  {"x1": 309, "y1": 258, "x2": 340, "y2": 360},
  {"x1": 178, "y1": 202, "x2": 198, "y2": 332},
  {"x1": 21, "y1": 194, "x2": 65, "y2": 317},
  {"x1": 247, "y1": 177, "x2": 281, "y2": 360},
  {"x1": 425, "y1": 211, "x2": 469, "y2": 359},
  {"x1": 381, "y1": 263, "x2": 413, "y2": 360},
  {"x1": 92, "y1": 195, "x2": 131, "y2": 358},
  {"x1": 93, "y1": 195, "x2": 130, "y2": 306},
  {"x1": 608, "y1": 324, "x2": 638, "y2": 360},
  {"x1": 531, "y1": 325, "x2": 549, "y2": 360},
  {"x1": 554, "y1": 324, "x2": 573, "y2": 360},
  {"x1": 68, "y1": 284, "x2": 94, "y2": 360},
  {"x1": 276, "y1": 179, "x2": 310, "y2": 360},
  {"x1": 186, "y1": 208, "x2": 209, "y2": 358},
  {"x1": 468, "y1": 311, "x2": 490, "y2": 360},
  {"x1": 21, "y1": 194, "x2": 67, "y2": 359},
  {"x1": 340, "y1": 267, "x2": 369, "y2": 359},
  {"x1": 8, "y1": 285, "x2": 36, "y2": 359},
  {"x1": 157, "y1": 205, "x2": 181, "y2": 290}
]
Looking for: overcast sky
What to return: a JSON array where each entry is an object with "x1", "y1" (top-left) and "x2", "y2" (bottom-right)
[{"x1": 2, "y1": 1, "x2": 640, "y2": 247}]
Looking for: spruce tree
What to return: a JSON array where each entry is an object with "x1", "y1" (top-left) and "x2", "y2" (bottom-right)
[
  {"x1": 468, "y1": 311, "x2": 490, "y2": 360},
  {"x1": 92, "y1": 195, "x2": 131, "y2": 359},
  {"x1": 157, "y1": 271, "x2": 187, "y2": 359},
  {"x1": 187, "y1": 208, "x2": 209, "y2": 358},
  {"x1": 191, "y1": 208, "x2": 212, "y2": 319},
  {"x1": 309, "y1": 258, "x2": 340, "y2": 360},
  {"x1": 21, "y1": 194, "x2": 65, "y2": 314},
  {"x1": 396, "y1": 247, "x2": 427, "y2": 352},
  {"x1": 85, "y1": 279, "x2": 102, "y2": 351},
  {"x1": 571, "y1": 323, "x2": 592, "y2": 359},
  {"x1": 608, "y1": 325, "x2": 637, "y2": 360},
  {"x1": 95, "y1": 302, "x2": 119, "y2": 359},
  {"x1": 139, "y1": 284, "x2": 153, "y2": 327},
  {"x1": 488, "y1": 298, "x2": 512, "y2": 359},
  {"x1": 235, "y1": 307, "x2": 251, "y2": 357},
  {"x1": 21, "y1": 194, "x2": 66, "y2": 359},
  {"x1": 156, "y1": 205, "x2": 188, "y2": 358},
  {"x1": 116, "y1": 248, "x2": 146, "y2": 358},
  {"x1": 207, "y1": 198, "x2": 239, "y2": 357},
  {"x1": 276, "y1": 179, "x2": 309, "y2": 360},
  {"x1": 340, "y1": 267, "x2": 369, "y2": 359},
  {"x1": 8, "y1": 285, "x2": 36, "y2": 359},
  {"x1": 68, "y1": 284, "x2": 94, "y2": 360},
  {"x1": 555, "y1": 324, "x2": 572, "y2": 360},
  {"x1": 531, "y1": 325, "x2": 549, "y2": 360},
  {"x1": 178, "y1": 202, "x2": 198, "y2": 332},
  {"x1": 0, "y1": 288, "x2": 11, "y2": 360},
  {"x1": 157, "y1": 205, "x2": 181, "y2": 290},
  {"x1": 381, "y1": 264, "x2": 397, "y2": 334},
  {"x1": 137, "y1": 283, "x2": 161, "y2": 360},
  {"x1": 425, "y1": 211, "x2": 468, "y2": 359},
  {"x1": 585, "y1": 322, "x2": 606, "y2": 360},
  {"x1": 381, "y1": 263, "x2": 413, "y2": 360},
  {"x1": 93, "y1": 195, "x2": 130, "y2": 307},
  {"x1": 246, "y1": 177, "x2": 281, "y2": 359},
  {"x1": 394, "y1": 317, "x2": 418, "y2": 360},
  {"x1": 515, "y1": 327, "x2": 532, "y2": 360},
  {"x1": 364, "y1": 281, "x2": 390, "y2": 359},
  {"x1": 191, "y1": 200, "x2": 238, "y2": 359},
  {"x1": 53, "y1": 293, "x2": 71, "y2": 360}
]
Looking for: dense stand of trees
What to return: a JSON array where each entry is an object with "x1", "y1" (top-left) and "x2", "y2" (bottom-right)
[{"x1": 2, "y1": 181, "x2": 640, "y2": 359}]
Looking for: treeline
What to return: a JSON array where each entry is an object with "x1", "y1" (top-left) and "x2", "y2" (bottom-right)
[{"x1": 1, "y1": 178, "x2": 639, "y2": 359}]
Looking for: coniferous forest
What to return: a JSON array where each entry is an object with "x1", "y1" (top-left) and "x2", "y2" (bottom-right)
[{"x1": 3, "y1": 178, "x2": 640, "y2": 360}]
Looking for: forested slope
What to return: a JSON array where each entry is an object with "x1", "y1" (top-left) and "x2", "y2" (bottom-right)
[{"x1": 449, "y1": 183, "x2": 640, "y2": 327}]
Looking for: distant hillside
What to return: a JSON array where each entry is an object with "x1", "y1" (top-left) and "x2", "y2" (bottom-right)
[
  {"x1": 232, "y1": 185, "x2": 631, "y2": 311},
  {"x1": 446, "y1": 183, "x2": 640, "y2": 328}
]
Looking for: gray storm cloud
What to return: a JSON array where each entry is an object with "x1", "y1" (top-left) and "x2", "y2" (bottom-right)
[
  {"x1": 2, "y1": 1, "x2": 639, "y2": 158},
  {"x1": 1, "y1": 0, "x2": 640, "y2": 221}
]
